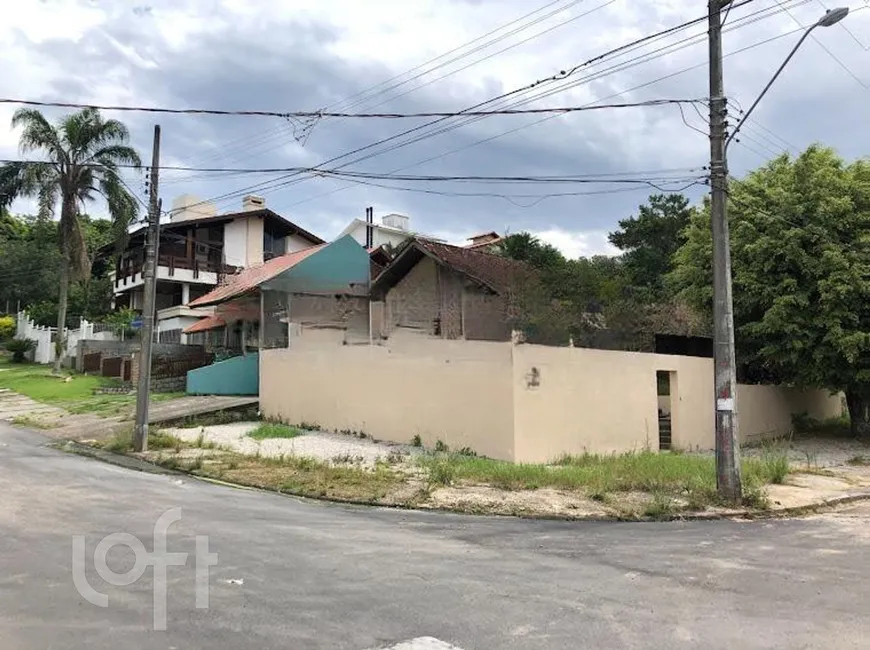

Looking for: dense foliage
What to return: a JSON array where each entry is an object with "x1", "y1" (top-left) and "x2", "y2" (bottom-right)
[
  {"x1": 0, "y1": 212, "x2": 116, "y2": 327},
  {"x1": 0, "y1": 108, "x2": 140, "y2": 370},
  {"x1": 670, "y1": 146, "x2": 870, "y2": 435}
]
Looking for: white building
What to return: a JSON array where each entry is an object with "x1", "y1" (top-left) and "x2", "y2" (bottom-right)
[
  {"x1": 106, "y1": 194, "x2": 323, "y2": 342},
  {"x1": 336, "y1": 212, "x2": 443, "y2": 250}
]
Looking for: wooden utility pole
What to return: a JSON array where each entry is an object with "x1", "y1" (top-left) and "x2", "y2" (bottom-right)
[
  {"x1": 708, "y1": 1, "x2": 742, "y2": 501},
  {"x1": 133, "y1": 125, "x2": 161, "y2": 452}
]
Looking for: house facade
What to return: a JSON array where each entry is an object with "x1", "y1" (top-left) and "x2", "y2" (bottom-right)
[
  {"x1": 337, "y1": 211, "x2": 443, "y2": 250},
  {"x1": 369, "y1": 239, "x2": 529, "y2": 342},
  {"x1": 184, "y1": 235, "x2": 372, "y2": 354},
  {"x1": 108, "y1": 194, "x2": 323, "y2": 342}
]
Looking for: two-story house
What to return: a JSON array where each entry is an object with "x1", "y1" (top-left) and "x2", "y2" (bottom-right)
[
  {"x1": 336, "y1": 210, "x2": 444, "y2": 250},
  {"x1": 110, "y1": 194, "x2": 323, "y2": 342}
]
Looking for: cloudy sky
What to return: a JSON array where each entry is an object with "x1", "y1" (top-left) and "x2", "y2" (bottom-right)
[{"x1": 1, "y1": 0, "x2": 868, "y2": 257}]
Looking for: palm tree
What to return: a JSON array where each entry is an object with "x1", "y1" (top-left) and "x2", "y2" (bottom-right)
[{"x1": 0, "y1": 108, "x2": 141, "y2": 372}]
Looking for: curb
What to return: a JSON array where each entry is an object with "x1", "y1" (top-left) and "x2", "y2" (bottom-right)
[
  {"x1": 55, "y1": 441, "x2": 181, "y2": 476},
  {"x1": 56, "y1": 441, "x2": 870, "y2": 523}
]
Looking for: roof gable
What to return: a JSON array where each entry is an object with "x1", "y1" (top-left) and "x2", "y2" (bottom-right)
[
  {"x1": 189, "y1": 244, "x2": 325, "y2": 307},
  {"x1": 370, "y1": 238, "x2": 529, "y2": 297}
]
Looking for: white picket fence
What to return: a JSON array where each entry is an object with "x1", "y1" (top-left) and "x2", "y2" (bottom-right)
[{"x1": 15, "y1": 311, "x2": 120, "y2": 365}]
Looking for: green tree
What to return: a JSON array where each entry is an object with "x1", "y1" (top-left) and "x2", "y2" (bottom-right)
[
  {"x1": 0, "y1": 108, "x2": 141, "y2": 371},
  {"x1": 609, "y1": 193, "x2": 695, "y2": 300},
  {"x1": 670, "y1": 146, "x2": 870, "y2": 436},
  {"x1": 0, "y1": 213, "x2": 118, "y2": 326}
]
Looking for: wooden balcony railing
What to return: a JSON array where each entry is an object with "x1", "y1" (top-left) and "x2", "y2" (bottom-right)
[{"x1": 114, "y1": 256, "x2": 240, "y2": 286}]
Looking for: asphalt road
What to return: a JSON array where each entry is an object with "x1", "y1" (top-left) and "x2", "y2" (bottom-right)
[{"x1": 1, "y1": 422, "x2": 868, "y2": 650}]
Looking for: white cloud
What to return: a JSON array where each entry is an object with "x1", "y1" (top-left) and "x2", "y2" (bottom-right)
[
  {"x1": 1, "y1": 0, "x2": 868, "y2": 235},
  {"x1": 532, "y1": 228, "x2": 618, "y2": 259}
]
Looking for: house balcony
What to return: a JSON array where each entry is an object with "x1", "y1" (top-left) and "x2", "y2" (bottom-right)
[{"x1": 113, "y1": 255, "x2": 240, "y2": 292}]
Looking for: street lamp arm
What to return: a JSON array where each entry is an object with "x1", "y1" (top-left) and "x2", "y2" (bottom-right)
[{"x1": 725, "y1": 25, "x2": 817, "y2": 152}]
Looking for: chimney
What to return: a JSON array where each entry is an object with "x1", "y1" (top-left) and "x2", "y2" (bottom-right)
[
  {"x1": 242, "y1": 195, "x2": 266, "y2": 212},
  {"x1": 381, "y1": 213, "x2": 409, "y2": 231},
  {"x1": 169, "y1": 194, "x2": 217, "y2": 222},
  {"x1": 468, "y1": 232, "x2": 500, "y2": 247}
]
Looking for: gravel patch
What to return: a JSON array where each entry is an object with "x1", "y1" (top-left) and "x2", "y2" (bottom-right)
[{"x1": 164, "y1": 422, "x2": 422, "y2": 466}]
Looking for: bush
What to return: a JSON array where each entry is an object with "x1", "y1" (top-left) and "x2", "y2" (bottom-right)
[
  {"x1": 5, "y1": 338, "x2": 35, "y2": 363},
  {"x1": 0, "y1": 315, "x2": 14, "y2": 341}
]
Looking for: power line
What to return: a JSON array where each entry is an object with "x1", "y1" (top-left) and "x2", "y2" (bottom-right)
[
  {"x1": 179, "y1": 0, "x2": 584, "y2": 170},
  {"x1": 238, "y1": 4, "x2": 815, "y2": 212},
  {"x1": 1, "y1": 158, "x2": 703, "y2": 185},
  {"x1": 328, "y1": 175, "x2": 707, "y2": 208},
  {"x1": 176, "y1": 4, "x2": 770, "y2": 211},
  {"x1": 348, "y1": 1, "x2": 617, "y2": 116},
  {"x1": 0, "y1": 98, "x2": 704, "y2": 119},
  {"x1": 320, "y1": 0, "x2": 581, "y2": 114}
]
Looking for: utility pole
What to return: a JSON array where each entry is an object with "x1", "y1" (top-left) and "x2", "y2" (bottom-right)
[
  {"x1": 708, "y1": 1, "x2": 741, "y2": 501},
  {"x1": 133, "y1": 125, "x2": 161, "y2": 452}
]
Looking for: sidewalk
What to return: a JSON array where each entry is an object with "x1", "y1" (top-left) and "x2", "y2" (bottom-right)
[{"x1": 0, "y1": 388, "x2": 258, "y2": 441}]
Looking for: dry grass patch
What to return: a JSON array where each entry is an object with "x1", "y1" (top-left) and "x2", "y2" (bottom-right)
[{"x1": 418, "y1": 449, "x2": 790, "y2": 513}]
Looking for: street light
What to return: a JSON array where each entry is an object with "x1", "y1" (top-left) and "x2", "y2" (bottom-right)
[
  {"x1": 726, "y1": 7, "x2": 850, "y2": 151},
  {"x1": 707, "y1": 3, "x2": 849, "y2": 502}
]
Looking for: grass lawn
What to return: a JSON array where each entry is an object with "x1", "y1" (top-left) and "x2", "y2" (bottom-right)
[
  {"x1": 247, "y1": 422, "x2": 304, "y2": 440},
  {"x1": 0, "y1": 358, "x2": 182, "y2": 417},
  {"x1": 419, "y1": 448, "x2": 790, "y2": 509}
]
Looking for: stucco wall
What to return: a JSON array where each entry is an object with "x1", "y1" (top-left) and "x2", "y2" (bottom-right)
[
  {"x1": 260, "y1": 334, "x2": 845, "y2": 463},
  {"x1": 246, "y1": 216, "x2": 265, "y2": 268},
  {"x1": 511, "y1": 345, "x2": 714, "y2": 462},
  {"x1": 223, "y1": 219, "x2": 248, "y2": 267},
  {"x1": 737, "y1": 385, "x2": 844, "y2": 443},
  {"x1": 285, "y1": 233, "x2": 313, "y2": 253},
  {"x1": 260, "y1": 334, "x2": 516, "y2": 460}
]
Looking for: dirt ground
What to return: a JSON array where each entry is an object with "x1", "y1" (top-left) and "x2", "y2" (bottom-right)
[{"x1": 141, "y1": 422, "x2": 870, "y2": 519}]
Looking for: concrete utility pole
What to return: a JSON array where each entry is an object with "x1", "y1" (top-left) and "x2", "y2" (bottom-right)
[
  {"x1": 707, "y1": 1, "x2": 741, "y2": 501},
  {"x1": 707, "y1": 2, "x2": 850, "y2": 502},
  {"x1": 133, "y1": 125, "x2": 161, "y2": 452}
]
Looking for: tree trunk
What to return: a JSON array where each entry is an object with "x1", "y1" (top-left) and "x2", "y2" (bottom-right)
[
  {"x1": 846, "y1": 387, "x2": 870, "y2": 438},
  {"x1": 53, "y1": 199, "x2": 74, "y2": 374},
  {"x1": 53, "y1": 249, "x2": 71, "y2": 374}
]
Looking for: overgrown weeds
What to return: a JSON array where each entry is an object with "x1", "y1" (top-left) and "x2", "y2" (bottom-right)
[
  {"x1": 247, "y1": 422, "x2": 303, "y2": 440},
  {"x1": 418, "y1": 448, "x2": 789, "y2": 510},
  {"x1": 101, "y1": 429, "x2": 187, "y2": 453},
  {"x1": 11, "y1": 414, "x2": 53, "y2": 429}
]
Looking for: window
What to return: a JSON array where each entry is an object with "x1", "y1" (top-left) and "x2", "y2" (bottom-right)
[{"x1": 263, "y1": 225, "x2": 286, "y2": 260}]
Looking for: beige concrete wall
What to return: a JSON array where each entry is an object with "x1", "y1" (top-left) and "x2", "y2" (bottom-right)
[
  {"x1": 738, "y1": 385, "x2": 844, "y2": 443},
  {"x1": 246, "y1": 216, "x2": 265, "y2": 267},
  {"x1": 260, "y1": 333, "x2": 516, "y2": 460},
  {"x1": 261, "y1": 332, "x2": 847, "y2": 463},
  {"x1": 511, "y1": 345, "x2": 714, "y2": 462}
]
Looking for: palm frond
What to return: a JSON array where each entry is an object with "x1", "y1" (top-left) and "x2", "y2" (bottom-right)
[
  {"x1": 37, "y1": 182, "x2": 58, "y2": 220},
  {"x1": 97, "y1": 171, "x2": 140, "y2": 251},
  {"x1": 88, "y1": 144, "x2": 142, "y2": 168},
  {"x1": 11, "y1": 109, "x2": 68, "y2": 167},
  {"x1": 61, "y1": 108, "x2": 136, "y2": 164},
  {"x1": 0, "y1": 160, "x2": 57, "y2": 209}
]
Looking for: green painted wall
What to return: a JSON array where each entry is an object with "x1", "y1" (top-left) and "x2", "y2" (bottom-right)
[
  {"x1": 263, "y1": 234, "x2": 370, "y2": 294},
  {"x1": 186, "y1": 353, "x2": 259, "y2": 396}
]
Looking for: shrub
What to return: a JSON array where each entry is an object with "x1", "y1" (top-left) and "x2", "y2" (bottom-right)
[
  {"x1": 0, "y1": 315, "x2": 14, "y2": 341},
  {"x1": 5, "y1": 338, "x2": 35, "y2": 363}
]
